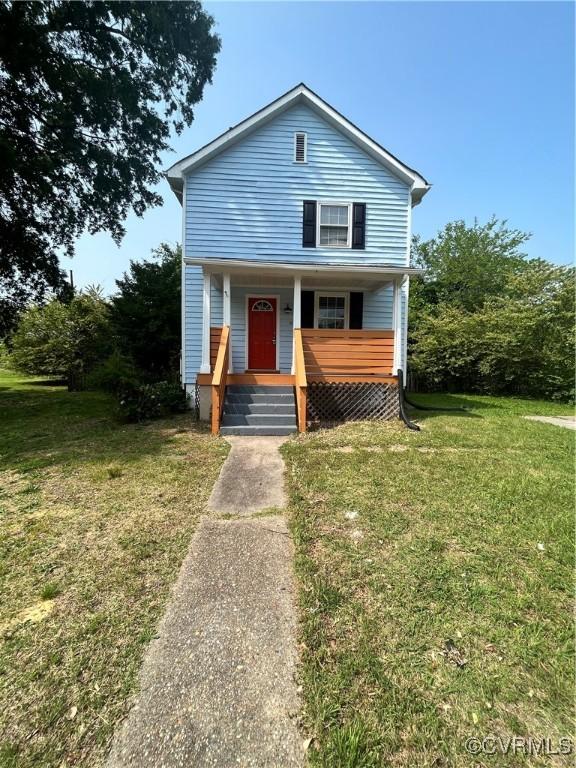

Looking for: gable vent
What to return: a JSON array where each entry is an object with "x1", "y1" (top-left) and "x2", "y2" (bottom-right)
[{"x1": 294, "y1": 132, "x2": 307, "y2": 163}]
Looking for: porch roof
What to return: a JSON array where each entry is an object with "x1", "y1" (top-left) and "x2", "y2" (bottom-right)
[{"x1": 185, "y1": 257, "x2": 420, "y2": 288}]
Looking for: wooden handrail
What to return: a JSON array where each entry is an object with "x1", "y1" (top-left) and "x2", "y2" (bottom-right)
[
  {"x1": 211, "y1": 325, "x2": 230, "y2": 435},
  {"x1": 294, "y1": 328, "x2": 307, "y2": 433}
]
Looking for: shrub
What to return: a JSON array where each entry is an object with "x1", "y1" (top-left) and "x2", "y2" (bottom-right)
[
  {"x1": 117, "y1": 381, "x2": 188, "y2": 422},
  {"x1": 9, "y1": 289, "x2": 112, "y2": 389},
  {"x1": 86, "y1": 350, "x2": 139, "y2": 393}
]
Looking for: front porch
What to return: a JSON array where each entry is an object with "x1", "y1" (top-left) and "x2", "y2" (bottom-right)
[{"x1": 187, "y1": 263, "x2": 414, "y2": 434}]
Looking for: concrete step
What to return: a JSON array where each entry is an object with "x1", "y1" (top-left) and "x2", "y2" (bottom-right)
[
  {"x1": 224, "y1": 403, "x2": 296, "y2": 416},
  {"x1": 226, "y1": 393, "x2": 295, "y2": 405},
  {"x1": 226, "y1": 385, "x2": 294, "y2": 395},
  {"x1": 220, "y1": 425, "x2": 297, "y2": 436},
  {"x1": 221, "y1": 414, "x2": 297, "y2": 428}
]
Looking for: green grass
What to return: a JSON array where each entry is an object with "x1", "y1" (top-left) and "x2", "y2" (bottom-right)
[
  {"x1": 282, "y1": 394, "x2": 574, "y2": 767},
  {"x1": 0, "y1": 369, "x2": 228, "y2": 767}
]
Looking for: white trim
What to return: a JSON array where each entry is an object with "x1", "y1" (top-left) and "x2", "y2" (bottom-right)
[
  {"x1": 293, "y1": 131, "x2": 307, "y2": 163},
  {"x1": 401, "y1": 275, "x2": 409, "y2": 373},
  {"x1": 200, "y1": 270, "x2": 211, "y2": 374},
  {"x1": 291, "y1": 275, "x2": 302, "y2": 374},
  {"x1": 165, "y1": 84, "x2": 429, "y2": 203},
  {"x1": 405, "y1": 186, "x2": 413, "y2": 265},
  {"x1": 244, "y1": 294, "x2": 281, "y2": 371},
  {"x1": 316, "y1": 201, "x2": 352, "y2": 249},
  {"x1": 223, "y1": 273, "x2": 231, "y2": 373},
  {"x1": 180, "y1": 177, "x2": 186, "y2": 384},
  {"x1": 313, "y1": 291, "x2": 349, "y2": 330},
  {"x1": 222, "y1": 273, "x2": 231, "y2": 325},
  {"x1": 183, "y1": 256, "x2": 421, "y2": 277},
  {"x1": 392, "y1": 279, "x2": 402, "y2": 374}
]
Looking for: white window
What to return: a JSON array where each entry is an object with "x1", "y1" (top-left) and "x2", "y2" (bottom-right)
[
  {"x1": 294, "y1": 132, "x2": 307, "y2": 163},
  {"x1": 317, "y1": 202, "x2": 351, "y2": 248},
  {"x1": 314, "y1": 292, "x2": 349, "y2": 330}
]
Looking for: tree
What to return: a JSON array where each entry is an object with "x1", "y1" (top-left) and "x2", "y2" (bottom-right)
[
  {"x1": 410, "y1": 217, "x2": 530, "y2": 314},
  {"x1": 408, "y1": 218, "x2": 575, "y2": 401},
  {"x1": 110, "y1": 243, "x2": 181, "y2": 378},
  {"x1": 0, "y1": 1, "x2": 219, "y2": 320},
  {"x1": 9, "y1": 288, "x2": 112, "y2": 389}
]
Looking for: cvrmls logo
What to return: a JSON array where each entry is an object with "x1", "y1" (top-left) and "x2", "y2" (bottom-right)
[{"x1": 465, "y1": 736, "x2": 574, "y2": 756}]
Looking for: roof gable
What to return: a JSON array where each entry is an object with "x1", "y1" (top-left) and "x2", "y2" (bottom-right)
[{"x1": 166, "y1": 83, "x2": 430, "y2": 205}]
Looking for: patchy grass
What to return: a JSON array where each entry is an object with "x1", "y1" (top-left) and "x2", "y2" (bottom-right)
[
  {"x1": 0, "y1": 369, "x2": 228, "y2": 767},
  {"x1": 283, "y1": 394, "x2": 574, "y2": 767}
]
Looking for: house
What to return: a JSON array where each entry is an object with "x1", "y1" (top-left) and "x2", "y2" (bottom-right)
[{"x1": 166, "y1": 84, "x2": 429, "y2": 435}]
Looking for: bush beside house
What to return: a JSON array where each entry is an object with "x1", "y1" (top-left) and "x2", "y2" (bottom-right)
[
  {"x1": 409, "y1": 218, "x2": 575, "y2": 401},
  {"x1": 5, "y1": 244, "x2": 188, "y2": 420}
]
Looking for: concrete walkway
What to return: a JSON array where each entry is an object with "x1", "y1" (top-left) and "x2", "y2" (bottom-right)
[
  {"x1": 208, "y1": 437, "x2": 288, "y2": 515},
  {"x1": 524, "y1": 415, "x2": 576, "y2": 430},
  {"x1": 107, "y1": 438, "x2": 303, "y2": 768}
]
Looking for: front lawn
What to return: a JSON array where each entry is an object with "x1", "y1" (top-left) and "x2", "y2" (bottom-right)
[
  {"x1": 0, "y1": 370, "x2": 227, "y2": 767},
  {"x1": 283, "y1": 394, "x2": 574, "y2": 767}
]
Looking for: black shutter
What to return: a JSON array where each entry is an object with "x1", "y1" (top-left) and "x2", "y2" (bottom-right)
[
  {"x1": 302, "y1": 200, "x2": 316, "y2": 247},
  {"x1": 351, "y1": 203, "x2": 366, "y2": 249},
  {"x1": 349, "y1": 292, "x2": 363, "y2": 329},
  {"x1": 301, "y1": 291, "x2": 315, "y2": 328}
]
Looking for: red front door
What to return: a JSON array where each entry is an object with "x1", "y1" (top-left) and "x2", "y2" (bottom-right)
[{"x1": 248, "y1": 297, "x2": 277, "y2": 370}]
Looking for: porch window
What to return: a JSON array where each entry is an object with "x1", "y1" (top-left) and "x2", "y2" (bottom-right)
[
  {"x1": 315, "y1": 292, "x2": 348, "y2": 329},
  {"x1": 318, "y1": 203, "x2": 351, "y2": 248}
]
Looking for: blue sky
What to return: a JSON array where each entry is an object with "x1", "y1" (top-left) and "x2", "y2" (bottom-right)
[{"x1": 65, "y1": 1, "x2": 575, "y2": 293}]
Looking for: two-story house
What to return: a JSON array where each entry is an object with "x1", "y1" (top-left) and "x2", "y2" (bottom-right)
[{"x1": 166, "y1": 84, "x2": 429, "y2": 435}]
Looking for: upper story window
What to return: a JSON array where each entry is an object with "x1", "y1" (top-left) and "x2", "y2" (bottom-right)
[
  {"x1": 318, "y1": 203, "x2": 352, "y2": 248},
  {"x1": 302, "y1": 200, "x2": 366, "y2": 249},
  {"x1": 294, "y1": 132, "x2": 307, "y2": 163}
]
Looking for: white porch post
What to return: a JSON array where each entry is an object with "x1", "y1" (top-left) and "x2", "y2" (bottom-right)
[
  {"x1": 223, "y1": 272, "x2": 231, "y2": 372},
  {"x1": 291, "y1": 275, "x2": 302, "y2": 373},
  {"x1": 401, "y1": 275, "x2": 409, "y2": 374},
  {"x1": 392, "y1": 277, "x2": 403, "y2": 375},
  {"x1": 200, "y1": 270, "x2": 211, "y2": 374},
  {"x1": 222, "y1": 273, "x2": 231, "y2": 326}
]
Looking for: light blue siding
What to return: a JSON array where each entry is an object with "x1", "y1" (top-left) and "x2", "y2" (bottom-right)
[
  {"x1": 184, "y1": 104, "x2": 410, "y2": 267},
  {"x1": 184, "y1": 265, "x2": 203, "y2": 382},
  {"x1": 363, "y1": 284, "x2": 393, "y2": 329}
]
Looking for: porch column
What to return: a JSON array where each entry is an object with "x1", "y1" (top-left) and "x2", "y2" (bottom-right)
[
  {"x1": 223, "y1": 272, "x2": 231, "y2": 373},
  {"x1": 291, "y1": 275, "x2": 302, "y2": 374},
  {"x1": 200, "y1": 270, "x2": 211, "y2": 374},
  {"x1": 401, "y1": 275, "x2": 409, "y2": 374},
  {"x1": 392, "y1": 277, "x2": 402, "y2": 374}
]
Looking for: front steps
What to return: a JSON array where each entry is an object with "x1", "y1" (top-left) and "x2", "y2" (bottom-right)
[{"x1": 220, "y1": 386, "x2": 297, "y2": 436}]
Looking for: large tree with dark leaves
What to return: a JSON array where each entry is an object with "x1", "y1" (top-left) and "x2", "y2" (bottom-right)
[
  {"x1": 111, "y1": 243, "x2": 181, "y2": 379},
  {"x1": 0, "y1": 1, "x2": 220, "y2": 336}
]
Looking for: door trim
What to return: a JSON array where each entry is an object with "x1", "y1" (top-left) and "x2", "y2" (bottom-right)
[{"x1": 245, "y1": 293, "x2": 280, "y2": 371}]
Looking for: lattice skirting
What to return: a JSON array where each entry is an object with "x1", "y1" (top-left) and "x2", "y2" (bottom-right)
[
  {"x1": 307, "y1": 382, "x2": 399, "y2": 426},
  {"x1": 193, "y1": 383, "x2": 200, "y2": 420}
]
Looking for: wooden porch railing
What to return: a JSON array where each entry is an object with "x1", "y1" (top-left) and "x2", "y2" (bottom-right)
[
  {"x1": 211, "y1": 325, "x2": 230, "y2": 435},
  {"x1": 293, "y1": 328, "x2": 307, "y2": 433},
  {"x1": 210, "y1": 326, "x2": 223, "y2": 368},
  {"x1": 301, "y1": 329, "x2": 395, "y2": 380}
]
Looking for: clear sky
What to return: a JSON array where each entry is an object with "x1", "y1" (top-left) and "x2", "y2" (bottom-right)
[{"x1": 64, "y1": 1, "x2": 575, "y2": 294}]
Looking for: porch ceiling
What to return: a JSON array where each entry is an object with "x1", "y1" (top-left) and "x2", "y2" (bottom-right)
[{"x1": 198, "y1": 259, "x2": 419, "y2": 291}]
